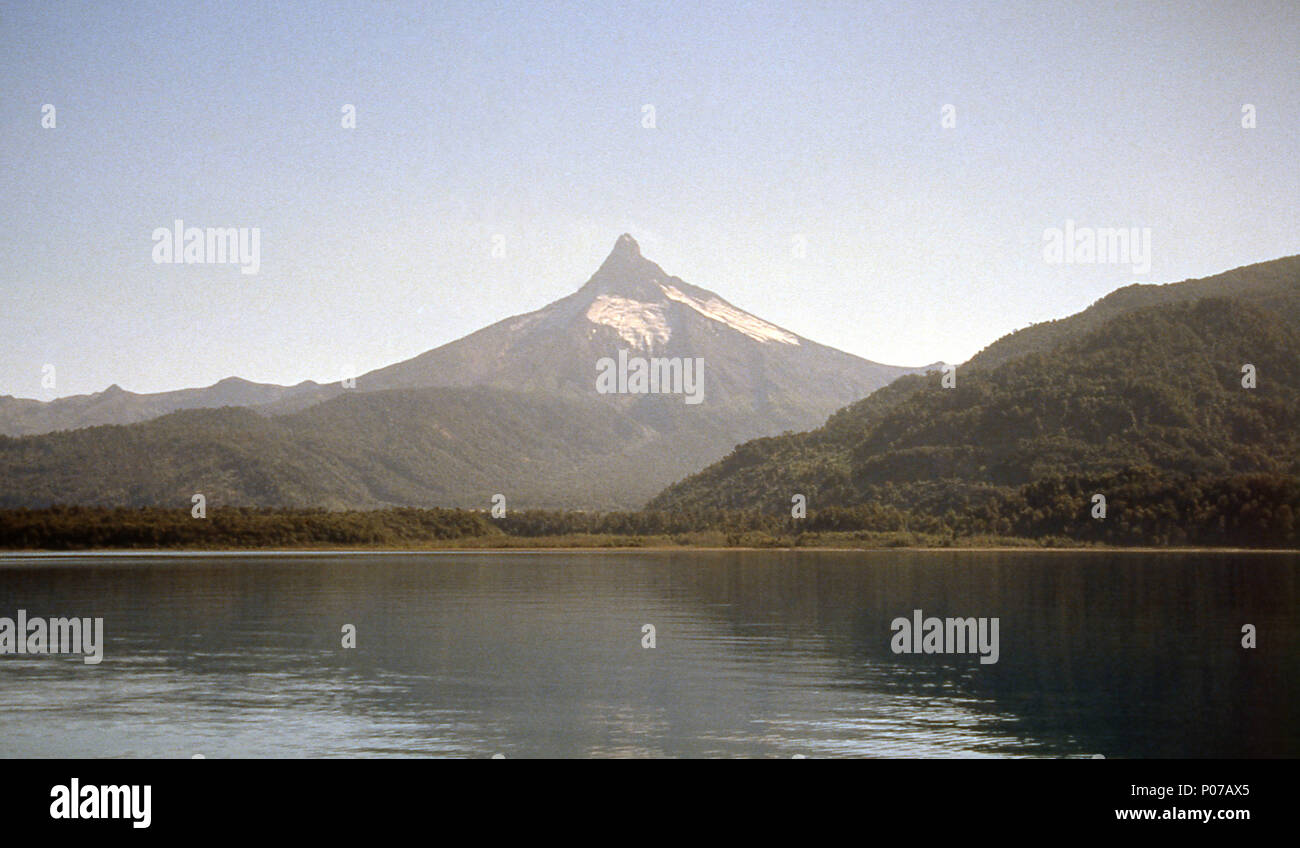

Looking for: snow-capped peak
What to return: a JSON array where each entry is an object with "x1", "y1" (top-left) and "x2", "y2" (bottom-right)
[{"x1": 580, "y1": 234, "x2": 800, "y2": 347}]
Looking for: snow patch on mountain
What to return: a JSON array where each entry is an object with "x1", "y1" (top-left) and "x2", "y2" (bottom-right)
[
  {"x1": 659, "y1": 284, "x2": 800, "y2": 345},
  {"x1": 585, "y1": 295, "x2": 671, "y2": 348}
]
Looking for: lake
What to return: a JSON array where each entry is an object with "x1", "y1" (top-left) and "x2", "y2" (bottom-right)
[{"x1": 0, "y1": 550, "x2": 1295, "y2": 758}]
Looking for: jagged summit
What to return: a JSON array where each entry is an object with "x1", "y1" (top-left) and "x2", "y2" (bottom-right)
[
  {"x1": 613, "y1": 233, "x2": 641, "y2": 257},
  {"x1": 589, "y1": 232, "x2": 662, "y2": 291},
  {"x1": 578, "y1": 236, "x2": 674, "y2": 312}
]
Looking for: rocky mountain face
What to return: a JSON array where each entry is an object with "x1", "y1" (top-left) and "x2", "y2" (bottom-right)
[{"x1": 359, "y1": 233, "x2": 922, "y2": 431}]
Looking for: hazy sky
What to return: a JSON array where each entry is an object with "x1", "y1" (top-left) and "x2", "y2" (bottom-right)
[{"x1": 2, "y1": 0, "x2": 1297, "y2": 398}]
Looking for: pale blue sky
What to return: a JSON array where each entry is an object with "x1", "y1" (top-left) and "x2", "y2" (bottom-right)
[{"x1": 2, "y1": 0, "x2": 1297, "y2": 398}]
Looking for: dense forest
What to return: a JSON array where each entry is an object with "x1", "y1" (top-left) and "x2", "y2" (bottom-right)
[
  {"x1": 1, "y1": 470, "x2": 1295, "y2": 550},
  {"x1": 649, "y1": 294, "x2": 1299, "y2": 546}
]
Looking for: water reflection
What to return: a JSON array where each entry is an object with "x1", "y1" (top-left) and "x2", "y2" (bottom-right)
[{"x1": 0, "y1": 550, "x2": 1294, "y2": 758}]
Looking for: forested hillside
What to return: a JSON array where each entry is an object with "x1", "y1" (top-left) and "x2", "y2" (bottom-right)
[{"x1": 650, "y1": 296, "x2": 1299, "y2": 545}]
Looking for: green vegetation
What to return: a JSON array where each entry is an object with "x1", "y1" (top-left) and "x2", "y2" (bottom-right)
[
  {"x1": 0, "y1": 387, "x2": 693, "y2": 511},
  {"x1": 0, "y1": 494, "x2": 1293, "y2": 551},
  {"x1": 649, "y1": 294, "x2": 1300, "y2": 547},
  {"x1": 0, "y1": 506, "x2": 501, "y2": 550}
]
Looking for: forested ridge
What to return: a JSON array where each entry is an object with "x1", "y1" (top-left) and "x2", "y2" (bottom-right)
[
  {"x1": 648, "y1": 293, "x2": 1300, "y2": 546},
  {"x1": 1, "y1": 473, "x2": 1294, "y2": 550}
]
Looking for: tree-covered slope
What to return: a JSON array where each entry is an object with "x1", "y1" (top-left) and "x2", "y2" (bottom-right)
[
  {"x1": 0, "y1": 385, "x2": 706, "y2": 510},
  {"x1": 649, "y1": 297, "x2": 1300, "y2": 522}
]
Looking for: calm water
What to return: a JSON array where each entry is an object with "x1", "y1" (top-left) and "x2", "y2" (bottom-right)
[{"x1": 0, "y1": 550, "x2": 1295, "y2": 758}]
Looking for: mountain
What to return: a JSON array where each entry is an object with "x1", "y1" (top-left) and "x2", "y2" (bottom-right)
[
  {"x1": 0, "y1": 388, "x2": 661, "y2": 510},
  {"x1": 1, "y1": 234, "x2": 919, "y2": 439},
  {"x1": 0, "y1": 236, "x2": 927, "y2": 509},
  {"x1": 358, "y1": 233, "x2": 921, "y2": 420},
  {"x1": 0, "y1": 377, "x2": 329, "y2": 437},
  {"x1": 649, "y1": 255, "x2": 1300, "y2": 535}
]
